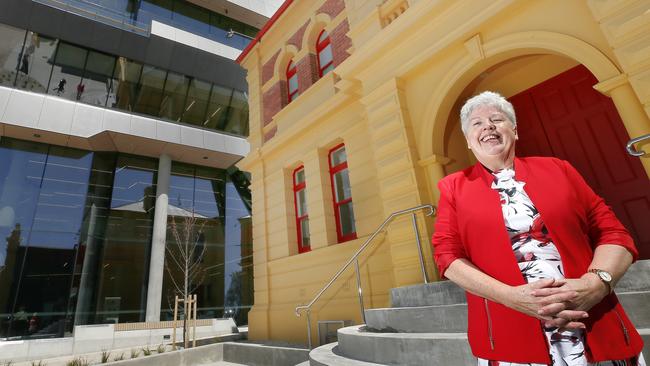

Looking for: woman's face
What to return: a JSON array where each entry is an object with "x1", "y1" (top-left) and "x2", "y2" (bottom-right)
[{"x1": 465, "y1": 105, "x2": 517, "y2": 168}]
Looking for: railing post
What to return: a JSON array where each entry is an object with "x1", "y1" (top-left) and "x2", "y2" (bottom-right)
[
  {"x1": 355, "y1": 259, "x2": 366, "y2": 324},
  {"x1": 306, "y1": 310, "x2": 313, "y2": 349},
  {"x1": 411, "y1": 213, "x2": 428, "y2": 284}
]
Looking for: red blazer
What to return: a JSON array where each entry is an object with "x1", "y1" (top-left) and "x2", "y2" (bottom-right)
[{"x1": 431, "y1": 157, "x2": 643, "y2": 363}]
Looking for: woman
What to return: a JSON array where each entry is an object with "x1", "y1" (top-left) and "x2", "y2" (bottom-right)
[{"x1": 431, "y1": 91, "x2": 645, "y2": 365}]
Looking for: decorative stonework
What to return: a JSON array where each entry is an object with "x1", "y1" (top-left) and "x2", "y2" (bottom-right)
[{"x1": 380, "y1": 0, "x2": 409, "y2": 27}]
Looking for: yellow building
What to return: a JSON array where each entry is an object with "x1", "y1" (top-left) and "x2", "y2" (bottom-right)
[{"x1": 237, "y1": 0, "x2": 650, "y2": 346}]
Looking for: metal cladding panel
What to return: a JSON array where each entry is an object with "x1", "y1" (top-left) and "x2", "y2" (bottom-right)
[
  {"x1": 28, "y1": 2, "x2": 63, "y2": 38},
  {"x1": 144, "y1": 35, "x2": 174, "y2": 70},
  {"x1": 0, "y1": 0, "x2": 33, "y2": 28},
  {"x1": 59, "y1": 11, "x2": 95, "y2": 48}
]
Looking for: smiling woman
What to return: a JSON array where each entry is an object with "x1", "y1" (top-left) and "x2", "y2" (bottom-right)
[{"x1": 431, "y1": 91, "x2": 645, "y2": 365}]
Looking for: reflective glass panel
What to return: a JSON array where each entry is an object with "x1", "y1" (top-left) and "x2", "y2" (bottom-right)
[
  {"x1": 300, "y1": 218, "x2": 310, "y2": 247},
  {"x1": 159, "y1": 71, "x2": 189, "y2": 121},
  {"x1": 16, "y1": 32, "x2": 57, "y2": 94},
  {"x1": 338, "y1": 201, "x2": 356, "y2": 236},
  {"x1": 0, "y1": 139, "x2": 48, "y2": 339},
  {"x1": 162, "y1": 164, "x2": 226, "y2": 321},
  {"x1": 48, "y1": 42, "x2": 88, "y2": 101},
  {"x1": 134, "y1": 65, "x2": 166, "y2": 116},
  {"x1": 330, "y1": 146, "x2": 347, "y2": 166},
  {"x1": 97, "y1": 155, "x2": 157, "y2": 323},
  {"x1": 0, "y1": 24, "x2": 27, "y2": 88},
  {"x1": 203, "y1": 85, "x2": 230, "y2": 130},
  {"x1": 333, "y1": 169, "x2": 351, "y2": 202},
  {"x1": 295, "y1": 169, "x2": 305, "y2": 184},
  {"x1": 223, "y1": 90, "x2": 249, "y2": 136},
  {"x1": 319, "y1": 45, "x2": 333, "y2": 70},
  {"x1": 296, "y1": 189, "x2": 307, "y2": 217},
  {"x1": 181, "y1": 79, "x2": 211, "y2": 127},
  {"x1": 172, "y1": 0, "x2": 209, "y2": 35},
  {"x1": 81, "y1": 51, "x2": 116, "y2": 106},
  {"x1": 111, "y1": 57, "x2": 143, "y2": 112}
]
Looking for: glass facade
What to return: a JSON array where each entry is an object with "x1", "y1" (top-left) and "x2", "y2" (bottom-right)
[
  {"x1": 0, "y1": 23, "x2": 249, "y2": 137},
  {"x1": 0, "y1": 137, "x2": 252, "y2": 340},
  {"x1": 34, "y1": 0, "x2": 257, "y2": 50}
]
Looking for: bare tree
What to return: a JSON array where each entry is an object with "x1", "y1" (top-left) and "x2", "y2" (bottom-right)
[{"x1": 165, "y1": 213, "x2": 207, "y2": 348}]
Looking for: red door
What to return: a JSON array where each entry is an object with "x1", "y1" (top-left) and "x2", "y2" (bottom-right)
[{"x1": 509, "y1": 65, "x2": 650, "y2": 259}]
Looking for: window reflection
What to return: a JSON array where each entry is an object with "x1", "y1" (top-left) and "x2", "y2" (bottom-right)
[
  {"x1": 0, "y1": 137, "x2": 253, "y2": 339},
  {"x1": 159, "y1": 71, "x2": 189, "y2": 121},
  {"x1": 181, "y1": 78, "x2": 211, "y2": 127},
  {"x1": 111, "y1": 57, "x2": 143, "y2": 112},
  {"x1": 48, "y1": 42, "x2": 88, "y2": 101},
  {"x1": 204, "y1": 85, "x2": 231, "y2": 130},
  {"x1": 134, "y1": 65, "x2": 166, "y2": 116},
  {"x1": 162, "y1": 163, "x2": 226, "y2": 320},
  {"x1": 15, "y1": 32, "x2": 58, "y2": 94},
  {"x1": 0, "y1": 24, "x2": 27, "y2": 88},
  {"x1": 81, "y1": 51, "x2": 116, "y2": 107}
]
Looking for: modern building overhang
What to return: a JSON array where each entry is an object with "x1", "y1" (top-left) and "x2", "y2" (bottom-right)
[{"x1": 0, "y1": 86, "x2": 249, "y2": 168}]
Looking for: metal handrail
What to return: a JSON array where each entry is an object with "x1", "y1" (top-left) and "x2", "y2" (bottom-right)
[
  {"x1": 295, "y1": 204, "x2": 435, "y2": 349},
  {"x1": 627, "y1": 133, "x2": 650, "y2": 157}
]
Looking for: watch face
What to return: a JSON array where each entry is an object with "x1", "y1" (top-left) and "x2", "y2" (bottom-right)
[{"x1": 599, "y1": 271, "x2": 612, "y2": 282}]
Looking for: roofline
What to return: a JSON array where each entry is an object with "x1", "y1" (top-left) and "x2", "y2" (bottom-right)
[{"x1": 236, "y1": 0, "x2": 294, "y2": 64}]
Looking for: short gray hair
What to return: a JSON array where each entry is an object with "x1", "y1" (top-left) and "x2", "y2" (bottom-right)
[{"x1": 459, "y1": 91, "x2": 516, "y2": 135}]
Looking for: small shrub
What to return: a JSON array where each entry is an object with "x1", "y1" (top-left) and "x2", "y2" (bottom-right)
[
  {"x1": 130, "y1": 349, "x2": 140, "y2": 359},
  {"x1": 31, "y1": 362, "x2": 46, "y2": 366},
  {"x1": 142, "y1": 346, "x2": 152, "y2": 356},
  {"x1": 3, "y1": 361, "x2": 14, "y2": 366},
  {"x1": 66, "y1": 358, "x2": 89, "y2": 366},
  {"x1": 101, "y1": 350, "x2": 111, "y2": 363},
  {"x1": 156, "y1": 344, "x2": 165, "y2": 354},
  {"x1": 113, "y1": 353, "x2": 124, "y2": 362}
]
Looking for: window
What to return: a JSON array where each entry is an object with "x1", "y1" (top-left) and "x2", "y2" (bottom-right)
[
  {"x1": 286, "y1": 60, "x2": 298, "y2": 103},
  {"x1": 293, "y1": 166, "x2": 310, "y2": 252},
  {"x1": 328, "y1": 144, "x2": 357, "y2": 242},
  {"x1": 316, "y1": 30, "x2": 334, "y2": 77}
]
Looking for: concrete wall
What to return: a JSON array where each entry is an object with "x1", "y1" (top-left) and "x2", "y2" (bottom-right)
[{"x1": 0, "y1": 319, "x2": 237, "y2": 363}]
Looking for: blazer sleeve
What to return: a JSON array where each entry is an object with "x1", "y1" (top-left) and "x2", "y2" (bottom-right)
[
  {"x1": 562, "y1": 160, "x2": 638, "y2": 261},
  {"x1": 431, "y1": 177, "x2": 468, "y2": 278}
]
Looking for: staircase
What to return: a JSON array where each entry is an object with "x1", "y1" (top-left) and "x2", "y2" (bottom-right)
[{"x1": 303, "y1": 260, "x2": 650, "y2": 365}]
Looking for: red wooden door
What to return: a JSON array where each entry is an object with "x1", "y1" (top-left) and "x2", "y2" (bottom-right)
[{"x1": 509, "y1": 65, "x2": 650, "y2": 259}]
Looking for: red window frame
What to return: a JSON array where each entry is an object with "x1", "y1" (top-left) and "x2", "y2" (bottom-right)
[
  {"x1": 286, "y1": 60, "x2": 298, "y2": 103},
  {"x1": 328, "y1": 143, "x2": 357, "y2": 243},
  {"x1": 316, "y1": 29, "x2": 333, "y2": 77},
  {"x1": 293, "y1": 166, "x2": 310, "y2": 253}
]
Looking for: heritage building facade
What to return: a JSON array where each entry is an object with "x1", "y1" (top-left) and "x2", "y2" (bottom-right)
[{"x1": 238, "y1": 0, "x2": 650, "y2": 346}]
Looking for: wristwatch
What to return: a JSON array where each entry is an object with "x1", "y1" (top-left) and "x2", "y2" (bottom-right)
[{"x1": 588, "y1": 269, "x2": 613, "y2": 294}]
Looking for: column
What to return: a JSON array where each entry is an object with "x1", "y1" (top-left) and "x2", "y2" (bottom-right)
[
  {"x1": 418, "y1": 154, "x2": 451, "y2": 205},
  {"x1": 595, "y1": 75, "x2": 650, "y2": 177},
  {"x1": 145, "y1": 154, "x2": 171, "y2": 322},
  {"x1": 74, "y1": 204, "x2": 99, "y2": 326}
]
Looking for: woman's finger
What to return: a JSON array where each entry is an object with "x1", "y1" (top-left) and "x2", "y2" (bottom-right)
[{"x1": 537, "y1": 291, "x2": 578, "y2": 305}]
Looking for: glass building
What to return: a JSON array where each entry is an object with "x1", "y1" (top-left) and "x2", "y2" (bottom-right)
[{"x1": 0, "y1": 0, "x2": 261, "y2": 341}]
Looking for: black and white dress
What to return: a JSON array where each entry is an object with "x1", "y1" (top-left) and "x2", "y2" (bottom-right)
[{"x1": 477, "y1": 168, "x2": 646, "y2": 366}]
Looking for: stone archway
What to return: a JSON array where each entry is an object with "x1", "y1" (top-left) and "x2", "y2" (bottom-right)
[{"x1": 420, "y1": 31, "x2": 622, "y2": 160}]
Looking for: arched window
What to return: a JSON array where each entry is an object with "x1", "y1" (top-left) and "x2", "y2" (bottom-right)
[
  {"x1": 286, "y1": 59, "x2": 298, "y2": 103},
  {"x1": 316, "y1": 30, "x2": 334, "y2": 77}
]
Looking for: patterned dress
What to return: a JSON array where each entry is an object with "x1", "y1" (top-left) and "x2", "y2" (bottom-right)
[{"x1": 477, "y1": 168, "x2": 646, "y2": 366}]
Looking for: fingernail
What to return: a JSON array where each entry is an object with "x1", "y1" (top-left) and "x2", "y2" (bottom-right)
[{"x1": 582, "y1": 313, "x2": 589, "y2": 318}]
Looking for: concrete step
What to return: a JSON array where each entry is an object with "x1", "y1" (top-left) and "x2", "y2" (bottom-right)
[
  {"x1": 309, "y1": 342, "x2": 385, "y2": 366},
  {"x1": 390, "y1": 280, "x2": 466, "y2": 308},
  {"x1": 365, "y1": 303, "x2": 467, "y2": 333},
  {"x1": 221, "y1": 342, "x2": 309, "y2": 366},
  {"x1": 336, "y1": 325, "x2": 474, "y2": 365},
  {"x1": 640, "y1": 329, "x2": 650, "y2": 359},
  {"x1": 367, "y1": 290, "x2": 647, "y2": 334},
  {"x1": 617, "y1": 260, "x2": 650, "y2": 292}
]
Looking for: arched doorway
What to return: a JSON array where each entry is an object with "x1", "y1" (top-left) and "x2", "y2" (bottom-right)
[
  {"x1": 441, "y1": 55, "x2": 650, "y2": 259},
  {"x1": 509, "y1": 65, "x2": 650, "y2": 259}
]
